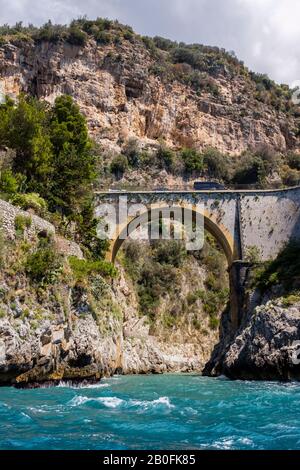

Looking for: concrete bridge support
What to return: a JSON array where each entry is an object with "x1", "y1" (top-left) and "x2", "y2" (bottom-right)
[{"x1": 229, "y1": 261, "x2": 256, "y2": 329}]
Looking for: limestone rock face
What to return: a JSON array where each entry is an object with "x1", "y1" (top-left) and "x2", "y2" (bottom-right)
[
  {"x1": 0, "y1": 317, "x2": 120, "y2": 385},
  {"x1": 204, "y1": 299, "x2": 300, "y2": 380},
  {"x1": 0, "y1": 38, "x2": 299, "y2": 156},
  {"x1": 0, "y1": 260, "x2": 218, "y2": 386}
]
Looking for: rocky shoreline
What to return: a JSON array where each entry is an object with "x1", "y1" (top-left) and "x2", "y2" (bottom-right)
[
  {"x1": 1, "y1": 296, "x2": 300, "y2": 388},
  {"x1": 0, "y1": 203, "x2": 299, "y2": 386},
  {"x1": 204, "y1": 298, "x2": 300, "y2": 381},
  {"x1": 0, "y1": 314, "x2": 205, "y2": 388},
  {"x1": 0, "y1": 264, "x2": 211, "y2": 387}
]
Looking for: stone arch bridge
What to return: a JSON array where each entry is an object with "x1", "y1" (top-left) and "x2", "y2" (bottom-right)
[{"x1": 95, "y1": 187, "x2": 300, "y2": 329}]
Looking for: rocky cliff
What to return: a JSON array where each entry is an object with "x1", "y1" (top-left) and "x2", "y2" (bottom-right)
[
  {"x1": 1, "y1": 20, "x2": 300, "y2": 385},
  {"x1": 0, "y1": 200, "x2": 221, "y2": 387},
  {"x1": 204, "y1": 296, "x2": 300, "y2": 381},
  {"x1": 0, "y1": 260, "x2": 215, "y2": 387},
  {"x1": 0, "y1": 23, "x2": 299, "y2": 157}
]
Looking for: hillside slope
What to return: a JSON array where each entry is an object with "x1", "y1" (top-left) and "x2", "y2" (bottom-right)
[{"x1": 0, "y1": 19, "x2": 299, "y2": 158}]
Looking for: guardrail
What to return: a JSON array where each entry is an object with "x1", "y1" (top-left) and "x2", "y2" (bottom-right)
[{"x1": 95, "y1": 185, "x2": 300, "y2": 196}]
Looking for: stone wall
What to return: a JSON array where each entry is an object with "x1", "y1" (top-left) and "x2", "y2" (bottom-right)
[
  {"x1": 0, "y1": 199, "x2": 83, "y2": 259},
  {"x1": 240, "y1": 188, "x2": 300, "y2": 260}
]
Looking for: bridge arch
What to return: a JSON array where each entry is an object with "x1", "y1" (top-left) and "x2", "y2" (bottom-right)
[
  {"x1": 105, "y1": 203, "x2": 240, "y2": 328},
  {"x1": 106, "y1": 203, "x2": 238, "y2": 266}
]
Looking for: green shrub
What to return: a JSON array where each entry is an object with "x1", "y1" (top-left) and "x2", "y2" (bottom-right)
[
  {"x1": 34, "y1": 21, "x2": 68, "y2": 43},
  {"x1": 181, "y1": 148, "x2": 203, "y2": 173},
  {"x1": 67, "y1": 26, "x2": 87, "y2": 46},
  {"x1": 25, "y1": 243, "x2": 62, "y2": 284},
  {"x1": 281, "y1": 167, "x2": 300, "y2": 187},
  {"x1": 141, "y1": 36, "x2": 157, "y2": 54},
  {"x1": 122, "y1": 139, "x2": 141, "y2": 167},
  {"x1": 287, "y1": 153, "x2": 300, "y2": 171},
  {"x1": 110, "y1": 155, "x2": 129, "y2": 177},
  {"x1": 123, "y1": 30, "x2": 134, "y2": 42},
  {"x1": 95, "y1": 31, "x2": 112, "y2": 45},
  {"x1": 245, "y1": 246, "x2": 261, "y2": 263},
  {"x1": 0, "y1": 169, "x2": 19, "y2": 196},
  {"x1": 254, "y1": 241, "x2": 300, "y2": 293},
  {"x1": 0, "y1": 308, "x2": 6, "y2": 319},
  {"x1": 209, "y1": 316, "x2": 219, "y2": 330},
  {"x1": 123, "y1": 240, "x2": 143, "y2": 263},
  {"x1": 231, "y1": 148, "x2": 278, "y2": 187},
  {"x1": 156, "y1": 145, "x2": 175, "y2": 171},
  {"x1": 232, "y1": 155, "x2": 266, "y2": 186},
  {"x1": 139, "y1": 151, "x2": 155, "y2": 168},
  {"x1": 153, "y1": 240, "x2": 187, "y2": 267},
  {"x1": 203, "y1": 148, "x2": 229, "y2": 180},
  {"x1": 153, "y1": 36, "x2": 176, "y2": 51},
  {"x1": 172, "y1": 47, "x2": 199, "y2": 68},
  {"x1": 69, "y1": 256, "x2": 117, "y2": 281},
  {"x1": 12, "y1": 193, "x2": 47, "y2": 215},
  {"x1": 137, "y1": 260, "x2": 178, "y2": 319},
  {"x1": 282, "y1": 294, "x2": 300, "y2": 307},
  {"x1": 200, "y1": 289, "x2": 229, "y2": 317},
  {"x1": 14, "y1": 214, "x2": 32, "y2": 234},
  {"x1": 187, "y1": 291, "x2": 200, "y2": 305}
]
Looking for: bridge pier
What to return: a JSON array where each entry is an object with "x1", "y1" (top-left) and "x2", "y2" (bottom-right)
[{"x1": 229, "y1": 261, "x2": 256, "y2": 329}]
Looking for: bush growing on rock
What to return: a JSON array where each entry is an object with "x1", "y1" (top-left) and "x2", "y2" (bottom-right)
[
  {"x1": 110, "y1": 155, "x2": 129, "y2": 178},
  {"x1": 67, "y1": 25, "x2": 88, "y2": 46},
  {"x1": 95, "y1": 31, "x2": 112, "y2": 45},
  {"x1": 232, "y1": 153, "x2": 267, "y2": 186},
  {"x1": 69, "y1": 256, "x2": 117, "y2": 282},
  {"x1": 156, "y1": 145, "x2": 175, "y2": 171},
  {"x1": 153, "y1": 36, "x2": 176, "y2": 51},
  {"x1": 122, "y1": 138, "x2": 141, "y2": 168},
  {"x1": 286, "y1": 153, "x2": 300, "y2": 171},
  {"x1": 181, "y1": 148, "x2": 204, "y2": 173},
  {"x1": 153, "y1": 240, "x2": 187, "y2": 267},
  {"x1": 34, "y1": 21, "x2": 68, "y2": 43},
  {"x1": 203, "y1": 148, "x2": 229, "y2": 181},
  {"x1": 14, "y1": 214, "x2": 32, "y2": 235},
  {"x1": 254, "y1": 241, "x2": 300, "y2": 294},
  {"x1": 281, "y1": 167, "x2": 300, "y2": 186},
  {"x1": 0, "y1": 169, "x2": 20, "y2": 197},
  {"x1": 138, "y1": 260, "x2": 178, "y2": 319},
  {"x1": 12, "y1": 193, "x2": 47, "y2": 216},
  {"x1": 25, "y1": 240, "x2": 63, "y2": 285}
]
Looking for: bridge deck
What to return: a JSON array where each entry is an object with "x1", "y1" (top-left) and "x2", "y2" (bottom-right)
[{"x1": 95, "y1": 185, "x2": 300, "y2": 196}]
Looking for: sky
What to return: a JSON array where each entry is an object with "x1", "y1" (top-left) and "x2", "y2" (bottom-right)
[{"x1": 0, "y1": 0, "x2": 299, "y2": 86}]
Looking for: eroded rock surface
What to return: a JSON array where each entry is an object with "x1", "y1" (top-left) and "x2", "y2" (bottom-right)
[
  {"x1": 204, "y1": 299, "x2": 300, "y2": 380},
  {"x1": 0, "y1": 38, "x2": 298, "y2": 157}
]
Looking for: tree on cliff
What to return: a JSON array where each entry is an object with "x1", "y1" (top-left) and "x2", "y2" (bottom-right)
[
  {"x1": 0, "y1": 95, "x2": 53, "y2": 194},
  {"x1": 49, "y1": 95, "x2": 95, "y2": 217},
  {"x1": 0, "y1": 94, "x2": 106, "y2": 259}
]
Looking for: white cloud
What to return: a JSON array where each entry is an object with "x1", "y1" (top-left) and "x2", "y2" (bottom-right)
[{"x1": 0, "y1": 0, "x2": 299, "y2": 85}]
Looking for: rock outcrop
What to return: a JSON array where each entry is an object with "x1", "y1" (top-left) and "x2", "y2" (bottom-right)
[
  {"x1": 204, "y1": 299, "x2": 300, "y2": 380},
  {"x1": 0, "y1": 265, "x2": 210, "y2": 387},
  {"x1": 0, "y1": 36, "x2": 299, "y2": 157}
]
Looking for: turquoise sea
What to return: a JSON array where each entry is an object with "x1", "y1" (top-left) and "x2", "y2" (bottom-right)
[{"x1": 0, "y1": 375, "x2": 299, "y2": 450}]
